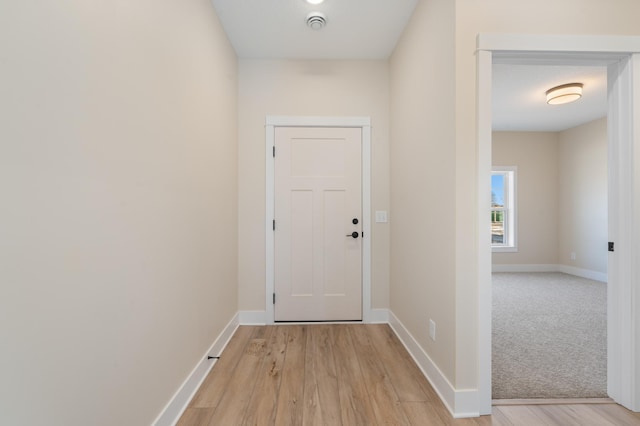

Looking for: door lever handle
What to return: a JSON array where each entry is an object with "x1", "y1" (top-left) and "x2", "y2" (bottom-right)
[{"x1": 346, "y1": 232, "x2": 359, "y2": 239}]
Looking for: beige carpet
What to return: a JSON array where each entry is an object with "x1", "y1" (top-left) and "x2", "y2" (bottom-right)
[{"x1": 492, "y1": 272, "x2": 607, "y2": 399}]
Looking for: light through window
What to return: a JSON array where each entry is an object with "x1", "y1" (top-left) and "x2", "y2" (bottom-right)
[{"x1": 492, "y1": 167, "x2": 516, "y2": 251}]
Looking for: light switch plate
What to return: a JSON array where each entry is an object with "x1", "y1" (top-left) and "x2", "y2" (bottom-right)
[{"x1": 375, "y1": 211, "x2": 388, "y2": 223}]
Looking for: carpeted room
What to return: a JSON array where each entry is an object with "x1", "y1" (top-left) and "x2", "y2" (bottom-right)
[
  {"x1": 491, "y1": 111, "x2": 608, "y2": 400},
  {"x1": 492, "y1": 272, "x2": 607, "y2": 399}
]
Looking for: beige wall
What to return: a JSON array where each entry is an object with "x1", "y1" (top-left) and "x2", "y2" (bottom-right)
[
  {"x1": 453, "y1": 0, "x2": 640, "y2": 390},
  {"x1": 492, "y1": 122, "x2": 607, "y2": 272},
  {"x1": 492, "y1": 132, "x2": 559, "y2": 265},
  {"x1": 558, "y1": 118, "x2": 608, "y2": 273},
  {"x1": 0, "y1": 1, "x2": 238, "y2": 425},
  {"x1": 237, "y1": 59, "x2": 391, "y2": 313},
  {"x1": 390, "y1": 0, "x2": 457, "y2": 385},
  {"x1": 390, "y1": 0, "x2": 640, "y2": 392},
  {"x1": 452, "y1": 2, "x2": 640, "y2": 390},
  {"x1": 2, "y1": 1, "x2": 634, "y2": 421}
]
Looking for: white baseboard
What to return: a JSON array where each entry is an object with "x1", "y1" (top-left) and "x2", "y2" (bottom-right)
[
  {"x1": 492, "y1": 264, "x2": 558, "y2": 273},
  {"x1": 369, "y1": 308, "x2": 389, "y2": 323},
  {"x1": 492, "y1": 263, "x2": 607, "y2": 282},
  {"x1": 557, "y1": 265, "x2": 607, "y2": 283},
  {"x1": 387, "y1": 310, "x2": 479, "y2": 418},
  {"x1": 238, "y1": 309, "x2": 389, "y2": 324},
  {"x1": 239, "y1": 310, "x2": 267, "y2": 325},
  {"x1": 153, "y1": 313, "x2": 240, "y2": 426},
  {"x1": 154, "y1": 309, "x2": 480, "y2": 422}
]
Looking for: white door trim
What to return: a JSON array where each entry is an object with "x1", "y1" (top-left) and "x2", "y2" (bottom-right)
[
  {"x1": 477, "y1": 34, "x2": 640, "y2": 415},
  {"x1": 607, "y1": 53, "x2": 640, "y2": 411},
  {"x1": 265, "y1": 116, "x2": 372, "y2": 324}
]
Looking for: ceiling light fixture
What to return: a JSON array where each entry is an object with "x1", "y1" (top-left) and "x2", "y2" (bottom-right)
[
  {"x1": 306, "y1": 12, "x2": 326, "y2": 30},
  {"x1": 305, "y1": 0, "x2": 325, "y2": 4},
  {"x1": 546, "y1": 83, "x2": 584, "y2": 105}
]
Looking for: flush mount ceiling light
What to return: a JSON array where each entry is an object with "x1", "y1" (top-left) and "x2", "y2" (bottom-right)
[
  {"x1": 305, "y1": 0, "x2": 325, "y2": 4},
  {"x1": 306, "y1": 12, "x2": 326, "y2": 30},
  {"x1": 546, "y1": 83, "x2": 584, "y2": 105}
]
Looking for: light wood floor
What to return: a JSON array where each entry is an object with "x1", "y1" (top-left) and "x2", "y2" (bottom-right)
[{"x1": 178, "y1": 324, "x2": 640, "y2": 425}]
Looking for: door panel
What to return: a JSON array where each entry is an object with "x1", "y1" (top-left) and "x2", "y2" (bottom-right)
[
  {"x1": 274, "y1": 127, "x2": 362, "y2": 321},
  {"x1": 291, "y1": 190, "x2": 313, "y2": 296}
]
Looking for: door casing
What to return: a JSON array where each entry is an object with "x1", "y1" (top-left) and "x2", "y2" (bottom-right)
[
  {"x1": 265, "y1": 116, "x2": 372, "y2": 324},
  {"x1": 477, "y1": 34, "x2": 640, "y2": 415}
]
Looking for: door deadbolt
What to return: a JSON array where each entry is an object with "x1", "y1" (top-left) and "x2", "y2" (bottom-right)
[{"x1": 352, "y1": 218, "x2": 359, "y2": 225}]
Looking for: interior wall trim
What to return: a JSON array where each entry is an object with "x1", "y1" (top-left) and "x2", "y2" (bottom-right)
[
  {"x1": 491, "y1": 264, "x2": 607, "y2": 283},
  {"x1": 477, "y1": 34, "x2": 640, "y2": 414},
  {"x1": 236, "y1": 309, "x2": 388, "y2": 325},
  {"x1": 388, "y1": 310, "x2": 479, "y2": 419},
  {"x1": 152, "y1": 313, "x2": 240, "y2": 426},
  {"x1": 157, "y1": 310, "x2": 477, "y2": 422}
]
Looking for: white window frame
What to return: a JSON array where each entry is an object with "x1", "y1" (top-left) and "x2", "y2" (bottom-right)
[{"x1": 491, "y1": 166, "x2": 517, "y2": 252}]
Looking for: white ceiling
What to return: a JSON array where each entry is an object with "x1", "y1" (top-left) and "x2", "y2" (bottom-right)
[
  {"x1": 492, "y1": 64, "x2": 608, "y2": 132},
  {"x1": 211, "y1": 0, "x2": 608, "y2": 132},
  {"x1": 210, "y1": 0, "x2": 418, "y2": 59}
]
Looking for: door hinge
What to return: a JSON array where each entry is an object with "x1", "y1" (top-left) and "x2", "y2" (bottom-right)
[
  {"x1": 608, "y1": 242, "x2": 615, "y2": 252},
  {"x1": 273, "y1": 293, "x2": 276, "y2": 304},
  {"x1": 273, "y1": 146, "x2": 275, "y2": 157},
  {"x1": 273, "y1": 219, "x2": 276, "y2": 231}
]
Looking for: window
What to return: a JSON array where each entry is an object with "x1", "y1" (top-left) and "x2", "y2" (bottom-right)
[{"x1": 491, "y1": 167, "x2": 517, "y2": 252}]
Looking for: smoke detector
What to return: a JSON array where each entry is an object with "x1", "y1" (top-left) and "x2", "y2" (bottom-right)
[{"x1": 306, "y1": 12, "x2": 326, "y2": 30}]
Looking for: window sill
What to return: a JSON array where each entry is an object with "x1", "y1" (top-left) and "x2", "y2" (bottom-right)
[{"x1": 492, "y1": 246, "x2": 518, "y2": 253}]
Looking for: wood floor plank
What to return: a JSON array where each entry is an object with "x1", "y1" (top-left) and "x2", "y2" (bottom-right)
[
  {"x1": 179, "y1": 325, "x2": 640, "y2": 426},
  {"x1": 367, "y1": 324, "x2": 429, "y2": 403},
  {"x1": 330, "y1": 325, "x2": 377, "y2": 425},
  {"x1": 536, "y1": 404, "x2": 600, "y2": 426},
  {"x1": 572, "y1": 405, "x2": 633, "y2": 426},
  {"x1": 410, "y1": 398, "x2": 493, "y2": 425},
  {"x1": 302, "y1": 325, "x2": 342, "y2": 426},
  {"x1": 176, "y1": 408, "x2": 214, "y2": 426},
  {"x1": 496, "y1": 405, "x2": 555, "y2": 425},
  {"x1": 424, "y1": 402, "x2": 492, "y2": 426},
  {"x1": 207, "y1": 326, "x2": 274, "y2": 426},
  {"x1": 241, "y1": 326, "x2": 289, "y2": 426},
  {"x1": 473, "y1": 414, "x2": 497, "y2": 426},
  {"x1": 274, "y1": 326, "x2": 306, "y2": 426},
  {"x1": 368, "y1": 325, "x2": 460, "y2": 425},
  {"x1": 187, "y1": 325, "x2": 256, "y2": 409},
  {"x1": 494, "y1": 398, "x2": 614, "y2": 405},
  {"x1": 402, "y1": 401, "x2": 453, "y2": 426},
  {"x1": 490, "y1": 407, "x2": 515, "y2": 426},
  {"x1": 449, "y1": 417, "x2": 491, "y2": 426},
  {"x1": 383, "y1": 324, "x2": 444, "y2": 404},
  {"x1": 597, "y1": 402, "x2": 640, "y2": 423},
  {"x1": 350, "y1": 324, "x2": 410, "y2": 425},
  {"x1": 497, "y1": 403, "x2": 640, "y2": 426}
]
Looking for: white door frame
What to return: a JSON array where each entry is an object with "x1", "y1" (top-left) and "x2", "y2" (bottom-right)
[
  {"x1": 477, "y1": 34, "x2": 640, "y2": 415},
  {"x1": 265, "y1": 116, "x2": 372, "y2": 324}
]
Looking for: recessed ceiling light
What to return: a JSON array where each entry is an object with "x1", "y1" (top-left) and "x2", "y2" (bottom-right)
[
  {"x1": 305, "y1": 0, "x2": 325, "y2": 4},
  {"x1": 546, "y1": 83, "x2": 583, "y2": 105}
]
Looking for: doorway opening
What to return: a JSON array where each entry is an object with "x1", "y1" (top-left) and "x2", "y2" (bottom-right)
[
  {"x1": 490, "y1": 62, "x2": 609, "y2": 399},
  {"x1": 476, "y1": 35, "x2": 640, "y2": 415}
]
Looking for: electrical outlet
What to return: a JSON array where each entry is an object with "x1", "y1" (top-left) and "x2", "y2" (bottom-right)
[
  {"x1": 570, "y1": 252, "x2": 577, "y2": 261},
  {"x1": 429, "y1": 319, "x2": 436, "y2": 341}
]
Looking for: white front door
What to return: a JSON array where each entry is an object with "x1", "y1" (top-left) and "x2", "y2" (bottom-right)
[{"x1": 274, "y1": 126, "x2": 362, "y2": 321}]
